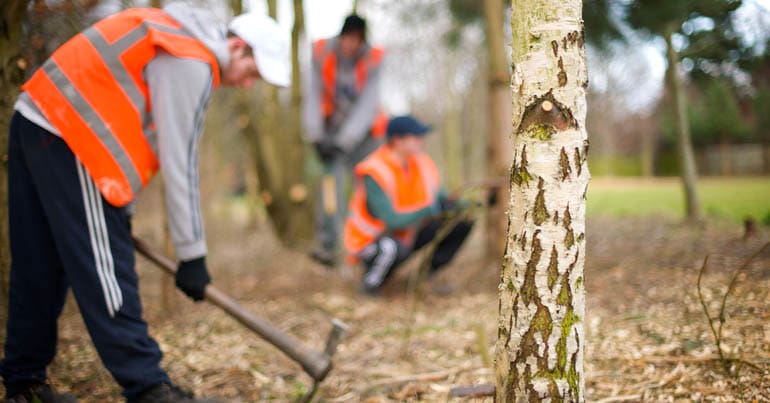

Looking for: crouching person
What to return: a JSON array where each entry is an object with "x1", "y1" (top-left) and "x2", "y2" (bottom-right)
[{"x1": 343, "y1": 116, "x2": 473, "y2": 296}]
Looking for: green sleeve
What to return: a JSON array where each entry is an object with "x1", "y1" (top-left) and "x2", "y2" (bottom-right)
[{"x1": 364, "y1": 176, "x2": 436, "y2": 230}]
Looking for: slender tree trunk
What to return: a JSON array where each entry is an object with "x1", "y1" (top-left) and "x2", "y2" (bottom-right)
[
  {"x1": 484, "y1": 0, "x2": 513, "y2": 263},
  {"x1": 443, "y1": 102, "x2": 463, "y2": 191},
  {"x1": 665, "y1": 30, "x2": 701, "y2": 221},
  {"x1": 719, "y1": 134, "x2": 731, "y2": 176},
  {"x1": 242, "y1": 0, "x2": 313, "y2": 247},
  {"x1": 496, "y1": 0, "x2": 588, "y2": 401},
  {"x1": 444, "y1": 54, "x2": 463, "y2": 191},
  {"x1": 229, "y1": 0, "x2": 242, "y2": 15},
  {"x1": 0, "y1": 0, "x2": 28, "y2": 343},
  {"x1": 640, "y1": 129, "x2": 655, "y2": 177}
]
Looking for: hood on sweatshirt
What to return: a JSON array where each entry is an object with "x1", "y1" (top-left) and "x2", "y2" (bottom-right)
[{"x1": 163, "y1": 2, "x2": 230, "y2": 71}]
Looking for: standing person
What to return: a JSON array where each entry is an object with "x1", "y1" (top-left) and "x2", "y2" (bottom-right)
[
  {"x1": 343, "y1": 116, "x2": 474, "y2": 296},
  {"x1": 303, "y1": 14, "x2": 388, "y2": 267},
  {"x1": 1, "y1": 4, "x2": 290, "y2": 402}
]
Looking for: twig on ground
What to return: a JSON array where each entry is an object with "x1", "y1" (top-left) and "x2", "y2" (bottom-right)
[
  {"x1": 449, "y1": 383, "x2": 495, "y2": 398},
  {"x1": 696, "y1": 242, "x2": 769, "y2": 376},
  {"x1": 593, "y1": 394, "x2": 643, "y2": 403}
]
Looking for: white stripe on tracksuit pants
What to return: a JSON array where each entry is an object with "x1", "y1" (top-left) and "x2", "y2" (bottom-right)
[
  {"x1": 0, "y1": 113, "x2": 170, "y2": 399},
  {"x1": 77, "y1": 161, "x2": 123, "y2": 317}
]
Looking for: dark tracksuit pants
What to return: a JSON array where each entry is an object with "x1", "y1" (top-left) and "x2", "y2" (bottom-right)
[
  {"x1": 360, "y1": 217, "x2": 474, "y2": 290},
  {"x1": 0, "y1": 113, "x2": 169, "y2": 399}
]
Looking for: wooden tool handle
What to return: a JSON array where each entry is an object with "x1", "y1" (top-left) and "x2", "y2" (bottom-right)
[{"x1": 132, "y1": 236, "x2": 333, "y2": 381}]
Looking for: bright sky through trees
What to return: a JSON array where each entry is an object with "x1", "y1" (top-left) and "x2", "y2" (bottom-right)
[{"x1": 248, "y1": 0, "x2": 769, "y2": 116}]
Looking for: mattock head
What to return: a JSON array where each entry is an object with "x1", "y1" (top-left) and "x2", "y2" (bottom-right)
[
  {"x1": 324, "y1": 319, "x2": 349, "y2": 357},
  {"x1": 300, "y1": 319, "x2": 349, "y2": 403}
]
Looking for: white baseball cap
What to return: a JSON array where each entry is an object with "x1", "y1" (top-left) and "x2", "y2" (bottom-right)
[{"x1": 228, "y1": 13, "x2": 291, "y2": 87}]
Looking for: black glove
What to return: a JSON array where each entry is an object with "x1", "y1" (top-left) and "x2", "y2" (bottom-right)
[
  {"x1": 487, "y1": 187, "x2": 500, "y2": 207},
  {"x1": 315, "y1": 140, "x2": 341, "y2": 163},
  {"x1": 175, "y1": 257, "x2": 211, "y2": 302}
]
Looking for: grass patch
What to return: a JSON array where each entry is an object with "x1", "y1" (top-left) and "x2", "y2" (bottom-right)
[{"x1": 587, "y1": 177, "x2": 770, "y2": 223}]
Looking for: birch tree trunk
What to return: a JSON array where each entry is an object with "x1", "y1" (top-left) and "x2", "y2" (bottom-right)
[
  {"x1": 664, "y1": 30, "x2": 701, "y2": 221},
  {"x1": 0, "y1": 0, "x2": 28, "y2": 342},
  {"x1": 484, "y1": 0, "x2": 514, "y2": 262},
  {"x1": 495, "y1": 0, "x2": 589, "y2": 401}
]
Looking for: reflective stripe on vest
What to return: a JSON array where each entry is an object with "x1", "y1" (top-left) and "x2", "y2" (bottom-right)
[
  {"x1": 23, "y1": 8, "x2": 220, "y2": 206},
  {"x1": 313, "y1": 38, "x2": 388, "y2": 138},
  {"x1": 343, "y1": 145, "x2": 441, "y2": 256}
]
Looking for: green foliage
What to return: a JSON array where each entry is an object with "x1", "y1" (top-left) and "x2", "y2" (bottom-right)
[
  {"x1": 444, "y1": 0, "x2": 510, "y2": 48},
  {"x1": 626, "y1": 0, "x2": 742, "y2": 36},
  {"x1": 659, "y1": 77, "x2": 749, "y2": 146},
  {"x1": 583, "y1": 0, "x2": 625, "y2": 47},
  {"x1": 625, "y1": 0, "x2": 748, "y2": 79},
  {"x1": 448, "y1": 0, "x2": 484, "y2": 25},
  {"x1": 655, "y1": 148, "x2": 681, "y2": 175},
  {"x1": 689, "y1": 78, "x2": 751, "y2": 144},
  {"x1": 752, "y1": 86, "x2": 770, "y2": 143}
]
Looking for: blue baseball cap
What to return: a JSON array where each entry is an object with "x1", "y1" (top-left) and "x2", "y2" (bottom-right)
[{"x1": 386, "y1": 115, "x2": 432, "y2": 138}]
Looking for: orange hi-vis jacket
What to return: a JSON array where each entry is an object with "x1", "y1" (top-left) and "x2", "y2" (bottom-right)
[
  {"x1": 344, "y1": 145, "x2": 441, "y2": 258},
  {"x1": 312, "y1": 38, "x2": 388, "y2": 138},
  {"x1": 22, "y1": 8, "x2": 221, "y2": 207}
]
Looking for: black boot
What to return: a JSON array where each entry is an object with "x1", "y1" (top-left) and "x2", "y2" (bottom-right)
[
  {"x1": 6, "y1": 383, "x2": 78, "y2": 403},
  {"x1": 129, "y1": 383, "x2": 219, "y2": 403}
]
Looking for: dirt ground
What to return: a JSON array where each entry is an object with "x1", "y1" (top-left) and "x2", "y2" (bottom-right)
[{"x1": 13, "y1": 199, "x2": 770, "y2": 401}]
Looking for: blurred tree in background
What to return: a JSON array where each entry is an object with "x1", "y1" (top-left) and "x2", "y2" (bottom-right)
[
  {"x1": 584, "y1": 0, "x2": 763, "y2": 220},
  {"x1": 748, "y1": 38, "x2": 770, "y2": 173},
  {"x1": 444, "y1": 0, "x2": 513, "y2": 261},
  {"x1": 235, "y1": 0, "x2": 314, "y2": 248},
  {"x1": 627, "y1": 0, "x2": 742, "y2": 221},
  {"x1": 0, "y1": 0, "x2": 103, "y2": 342},
  {"x1": 0, "y1": 0, "x2": 28, "y2": 344},
  {"x1": 752, "y1": 86, "x2": 770, "y2": 172}
]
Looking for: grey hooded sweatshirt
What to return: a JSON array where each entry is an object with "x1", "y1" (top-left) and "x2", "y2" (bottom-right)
[
  {"x1": 302, "y1": 36, "x2": 383, "y2": 152},
  {"x1": 14, "y1": 2, "x2": 230, "y2": 261}
]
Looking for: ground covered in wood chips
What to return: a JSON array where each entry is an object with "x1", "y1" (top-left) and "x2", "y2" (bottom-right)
[{"x1": 12, "y1": 202, "x2": 770, "y2": 401}]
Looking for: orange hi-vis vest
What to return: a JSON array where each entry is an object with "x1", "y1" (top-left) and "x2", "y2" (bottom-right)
[
  {"x1": 344, "y1": 145, "x2": 441, "y2": 257},
  {"x1": 312, "y1": 38, "x2": 388, "y2": 138},
  {"x1": 22, "y1": 8, "x2": 221, "y2": 207}
]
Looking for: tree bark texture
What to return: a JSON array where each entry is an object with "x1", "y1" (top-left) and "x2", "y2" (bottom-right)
[
  {"x1": 241, "y1": 0, "x2": 313, "y2": 247},
  {"x1": 443, "y1": 54, "x2": 464, "y2": 191},
  {"x1": 664, "y1": 30, "x2": 701, "y2": 221},
  {"x1": 0, "y1": 0, "x2": 28, "y2": 343},
  {"x1": 483, "y1": 0, "x2": 513, "y2": 262},
  {"x1": 495, "y1": 1, "x2": 588, "y2": 401}
]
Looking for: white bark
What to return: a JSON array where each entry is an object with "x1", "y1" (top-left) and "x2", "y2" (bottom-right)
[{"x1": 496, "y1": 0, "x2": 588, "y2": 401}]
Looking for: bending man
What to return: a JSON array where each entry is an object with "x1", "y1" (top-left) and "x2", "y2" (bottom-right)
[{"x1": 1, "y1": 4, "x2": 290, "y2": 402}]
